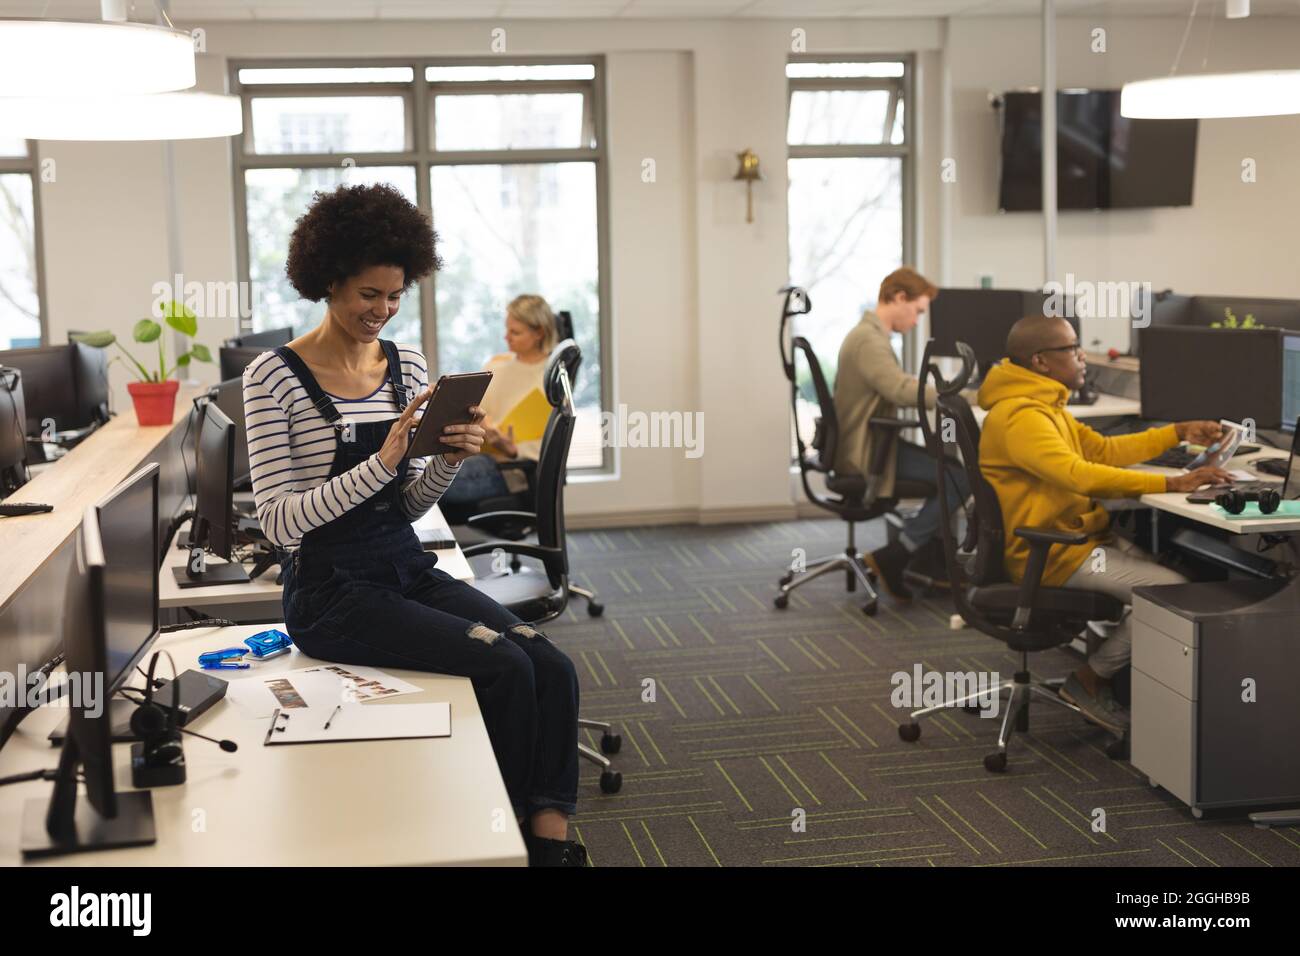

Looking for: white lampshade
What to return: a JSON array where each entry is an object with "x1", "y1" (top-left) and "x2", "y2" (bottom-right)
[
  {"x1": 0, "y1": 19, "x2": 196, "y2": 96},
  {"x1": 0, "y1": 93, "x2": 243, "y2": 141},
  {"x1": 1121, "y1": 70, "x2": 1300, "y2": 119}
]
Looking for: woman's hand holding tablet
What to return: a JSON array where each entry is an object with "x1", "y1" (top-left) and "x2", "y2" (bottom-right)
[{"x1": 378, "y1": 386, "x2": 435, "y2": 472}]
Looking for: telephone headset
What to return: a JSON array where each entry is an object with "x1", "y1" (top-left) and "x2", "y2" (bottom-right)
[{"x1": 128, "y1": 650, "x2": 237, "y2": 788}]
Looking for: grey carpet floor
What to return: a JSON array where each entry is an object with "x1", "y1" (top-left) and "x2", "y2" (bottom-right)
[{"x1": 473, "y1": 518, "x2": 1300, "y2": 868}]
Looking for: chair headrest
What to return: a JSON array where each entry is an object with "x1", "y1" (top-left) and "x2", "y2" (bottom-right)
[{"x1": 544, "y1": 339, "x2": 581, "y2": 407}]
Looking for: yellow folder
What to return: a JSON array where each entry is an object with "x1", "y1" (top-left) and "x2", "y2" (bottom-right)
[{"x1": 498, "y1": 387, "x2": 551, "y2": 442}]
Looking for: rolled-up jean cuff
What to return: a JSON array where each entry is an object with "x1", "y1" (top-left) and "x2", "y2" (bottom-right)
[{"x1": 527, "y1": 796, "x2": 577, "y2": 817}]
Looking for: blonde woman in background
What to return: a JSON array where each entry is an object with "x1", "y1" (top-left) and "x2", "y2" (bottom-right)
[{"x1": 439, "y1": 294, "x2": 559, "y2": 521}]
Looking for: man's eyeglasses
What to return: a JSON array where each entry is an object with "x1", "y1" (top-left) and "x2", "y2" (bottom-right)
[{"x1": 1035, "y1": 343, "x2": 1085, "y2": 359}]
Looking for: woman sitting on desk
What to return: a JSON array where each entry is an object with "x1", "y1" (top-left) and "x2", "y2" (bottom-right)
[
  {"x1": 437, "y1": 294, "x2": 558, "y2": 523},
  {"x1": 241, "y1": 184, "x2": 585, "y2": 867}
]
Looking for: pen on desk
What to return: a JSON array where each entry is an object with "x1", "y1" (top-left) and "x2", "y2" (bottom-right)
[
  {"x1": 323, "y1": 704, "x2": 342, "y2": 730},
  {"x1": 263, "y1": 708, "x2": 281, "y2": 746}
]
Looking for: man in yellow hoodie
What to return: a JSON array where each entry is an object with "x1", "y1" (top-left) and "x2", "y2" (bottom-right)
[{"x1": 978, "y1": 314, "x2": 1229, "y2": 734}]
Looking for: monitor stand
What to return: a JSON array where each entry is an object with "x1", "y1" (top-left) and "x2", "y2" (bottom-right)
[
  {"x1": 21, "y1": 737, "x2": 156, "y2": 858},
  {"x1": 172, "y1": 562, "x2": 250, "y2": 588}
]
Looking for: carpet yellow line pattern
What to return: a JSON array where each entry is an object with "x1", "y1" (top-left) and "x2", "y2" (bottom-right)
[
  {"x1": 783, "y1": 828, "x2": 917, "y2": 845},
  {"x1": 687, "y1": 612, "x2": 716, "y2": 645},
  {"x1": 688, "y1": 815, "x2": 722, "y2": 866},
  {"x1": 1219, "y1": 833, "x2": 1271, "y2": 866},
  {"x1": 934, "y1": 794, "x2": 1000, "y2": 854},
  {"x1": 693, "y1": 676, "x2": 727, "y2": 716},
  {"x1": 621, "y1": 821, "x2": 646, "y2": 867},
  {"x1": 1157, "y1": 837, "x2": 1197, "y2": 866},
  {"x1": 832, "y1": 633, "x2": 878, "y2": 666},
  {"x1": 755, "y1": 639, "x2": 792, "y2": 674},
  {"x1": 916, "y1": 796, "x2": 980, "y2": 856},
  {"x1": 1041, "y1": 786, "x2": 1117, "y2": 844},
  {"x1": 706, "y1": 675, "x2": 742, "y2": 715},
  {"x1": 1176, "y1": 837, "x2": 1220, "y2": 867},
  {"x1": 816, "y1": 707, "x2": 862, "y2": 749},
  {"x1": 764, "y1": 842, "x2": 948, "y2": 865},
  {"x1": 745, "y1": 674, "x2": 781, "y2": 712},
  {"x1": 758, "y1": 755, "x2": 803, "y2": 804},
  {"x1": 1023, "y1": 787, "x2": 1098, "y2": 845},
  {"x1": 777, "y1": 754, "x2": 821, "y2": 805},
  {"x1": 658, "y1": 680, "x2": 689, "y2": 719},
  {"x1": 609, "y1": 617, "x2": 636, "y2": 651},
  {"x1": 789, "y1": 636, "x2": 828, "y2": 670},
  {"x1": 713, "y1": 759, "x2": 754, "y2": 812},
  {"x1": 817, "y1": 751, "x2": 869, "y2": 803},
  {"x1": 832, "y1": 704, "x2": 879, "y2": 748},
  {"x1": 578, "y1": 650, "x2": 604, "y2": 688},
  {"x1": 976, "y1": 848, "x2": 1150, "y2": 867},
  {"x1": 640, "y1": 821, "x2": 667, "y2": 866},
  {"x1": 976, "y1": 791, "x2": 1046, "y2": 850}
]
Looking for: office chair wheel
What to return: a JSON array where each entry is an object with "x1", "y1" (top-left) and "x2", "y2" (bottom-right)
[
  {"x1": 862, "y1": 599, "x2": 878, "y2": 616},
  {"x1": 778, "y1": 572, "x2": 794, "y2": 587},
  {"x1": 898, "y1": 722, "x2": 921, "y2": 742},
  {"x1": 600, "y1": 732, "x2": 621, "y2": 755},
  {"x1": 983, "y1": 752, "x2": 1007, "y2": 773},
  {"x1": 600, "y1": 770, "x2": 623, "y2": 794},
  {"x1": 774, "y1": 594, "x2": 789, "y2": 609},
  {"x1": 587, "y1": 601, "x2": 604, "y2": 617}
]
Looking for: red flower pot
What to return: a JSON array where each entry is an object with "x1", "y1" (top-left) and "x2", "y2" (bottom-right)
[{"x1": 127, "y1": 379, "x2": 180, "y2": 426}]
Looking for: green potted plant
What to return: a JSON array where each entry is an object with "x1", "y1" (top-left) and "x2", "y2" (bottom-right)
[
  {"x1": 1212, "y1": 307, "x2": 1262, "y2": 329},
  {"x1": 73, "y1": 301, "x2": 212, "y2": 426}
]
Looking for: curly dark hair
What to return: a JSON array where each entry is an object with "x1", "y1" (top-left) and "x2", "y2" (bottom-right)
[{"x1": 285, "y1": 183, "x2": 440, "y2": 302}]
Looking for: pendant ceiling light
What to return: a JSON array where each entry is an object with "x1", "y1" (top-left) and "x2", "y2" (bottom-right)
[
  {"x1": 0, "y1": 9, "x2": 195, "y2": 97},
  {"x1": 0, "y1": 92, "x2": 242, "y2": 140},
  {"x1": 1120, "y1": 0, "x2": 1300, "y2": 119}
]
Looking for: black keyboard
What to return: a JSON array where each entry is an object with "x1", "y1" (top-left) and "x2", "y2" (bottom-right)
[
  {"x1": 1145, "y1": 447, "x2": 1196, "y2": 469},
  {"x1": 0, "y1": 501, "x2": 53, "y2": 517},
  {"x1": 1256, "y1": 457, "x2": 1290, "y2": 478},
  {"x1": 1145, "y1": 444, "x2": 1263, "y2": 469}
]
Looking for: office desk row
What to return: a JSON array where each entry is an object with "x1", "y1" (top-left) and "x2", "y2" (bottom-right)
[{"x1": 0, "y1": 623, "x2": 526, "y2": 867}]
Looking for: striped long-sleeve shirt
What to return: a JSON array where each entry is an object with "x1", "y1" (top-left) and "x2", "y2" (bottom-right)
[{"x1": 241, "y1": 344, "x2": 461, "y2": 551}]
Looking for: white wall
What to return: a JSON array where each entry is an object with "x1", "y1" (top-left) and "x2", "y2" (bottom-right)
[
  {"x1": 946, "y1": 16, "x2": 1300, "y2": 299},
  {"x1": 31, "y1": 14, "x2": 1300, "y2": 524}
]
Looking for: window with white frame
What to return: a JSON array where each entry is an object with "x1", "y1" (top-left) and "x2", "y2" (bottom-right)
[
  {"x1": 0, "y1": 137, "x2": 44, "y2": 351},
  {"x1": 231, "y1": 60, "x2": 609, "y2": 470},
  {"x1": 786, "y1": 58, "x2": 912, "y2": 449}
]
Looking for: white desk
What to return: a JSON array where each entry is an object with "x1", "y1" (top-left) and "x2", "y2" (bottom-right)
[
  {"x1": 0, "y1": 623, "x2": 526, "y2": 866},
  {"x1": 160, "y1": 506, "x2": 473, "y2": 614},
  {"x1": 1135, "y1": 446, "x2": 1300, "y2": 535}
]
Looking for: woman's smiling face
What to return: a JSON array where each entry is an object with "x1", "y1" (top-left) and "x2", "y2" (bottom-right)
[{"x1": 328, "y1": 264, "x2": 407, "y2": 343}]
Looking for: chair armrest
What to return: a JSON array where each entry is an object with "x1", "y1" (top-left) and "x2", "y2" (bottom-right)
[
  {"x1": 1013, "y1": 527, "x2": 1088, "y2": 547},
  {"x1": 868, "y1": 416, "x2": 920, "y2": 430},
  {"x1": 497, "y1": 459, "x2": 535, "y2": 473},
  {"x1": 1009, "y1": 526, "x2": 1089, "y2": 630},
  {"x1": 466, "y1": 510, "x2": 536, "y2": 529}
]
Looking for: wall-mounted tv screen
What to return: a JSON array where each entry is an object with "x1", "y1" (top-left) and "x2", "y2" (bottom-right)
[{"x1": 998, "y1": 90, "x2": 1198, "y2": 212}]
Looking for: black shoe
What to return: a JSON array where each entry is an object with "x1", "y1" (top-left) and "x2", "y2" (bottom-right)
[
  {"x1": 527, "y1": 834, "x2": 589, "y2": 867},
  {"x1": 904, "y1": 538, "x2": 952, "y2": 590},
  {"x1": 861, "y1": 540, "x2": 913, "y2": 602}
]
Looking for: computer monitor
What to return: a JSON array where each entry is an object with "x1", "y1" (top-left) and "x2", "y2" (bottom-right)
[
  {"x1": 20, "y1": 465, "x2": 159, "y2": 858},
  {"x1": 211, "y1": 377, "x2": 250, "y2": 488},
  {"x1": 0, "y1": 342, "x2": 109, "y2": 443},
  {"x1": 1139, "y1": 327, "x2": 1284, "y2": 428},
  {"x1": 224, "y1": 326, "x2": 292, "y2": 350},
  {"x1": 174, "y1": 401, "x2": 248, "y2": 587},
  {"x1": 1283, "y1": 426, "x2": 1300, "y2": 501},
  {"x1": 1282, "y1": 334, "x2": 1300, "y2": 433},
  {"x1": 0, "y1": 367, "x2": 30, "y2": 497},
  {"x1": 928, "y1": 288, "x2": 1079, "y2": 377},
  {"x1": 219, "y1": 345, "x2": 265, "y2": 382}
]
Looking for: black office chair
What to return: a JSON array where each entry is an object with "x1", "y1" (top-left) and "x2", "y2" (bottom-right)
[
  {"x1": 465, "y1": 342, "x2": 620, "y2": 793},
  {"x1": 898, "y1": 340, "x2": 1127, "y2": 771},
  {"x1": 773, "y1": 286, "x2": 936, "y2": 616}
]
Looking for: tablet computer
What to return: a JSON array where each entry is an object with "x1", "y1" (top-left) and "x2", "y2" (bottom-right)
[{"x1": 407, "y1": 371, "x2": 493, "y2": 458}]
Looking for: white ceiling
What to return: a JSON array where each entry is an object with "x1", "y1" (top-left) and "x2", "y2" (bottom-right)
[{"x1": 3, "y1": 0, "x2": 1300, "y2": 19}]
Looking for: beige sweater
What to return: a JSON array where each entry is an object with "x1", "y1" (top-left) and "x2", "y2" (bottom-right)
[{"x1": 831, "y1": 311, "x2": 937, "y2": 497}]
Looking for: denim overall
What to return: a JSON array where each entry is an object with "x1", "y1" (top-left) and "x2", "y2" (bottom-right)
[{"x1": 274, "y1": 341, "x2": 579, "y2": 818}]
